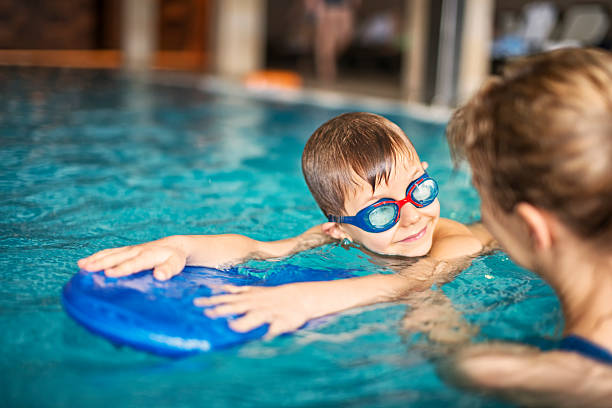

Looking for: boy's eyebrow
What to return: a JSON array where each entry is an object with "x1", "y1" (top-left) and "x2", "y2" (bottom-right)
[{"x1": 364, "y1": 166, "x2": 424, "y2": 202}]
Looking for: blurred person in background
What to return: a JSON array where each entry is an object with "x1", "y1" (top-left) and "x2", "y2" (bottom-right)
[{"x1": 305, "y1": 0, "x2": 360, "y2": 82}]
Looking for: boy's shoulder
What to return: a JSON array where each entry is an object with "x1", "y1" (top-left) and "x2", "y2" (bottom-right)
[
  {"x1": 436, "y1": 218, "x2": 495, "y2": 247},
  {"x1": 435, "y1": 217, "x2": 474, "y2": 238},
  {"x1": 430, "y1": 218, "x2": 483, "y2": 260}
]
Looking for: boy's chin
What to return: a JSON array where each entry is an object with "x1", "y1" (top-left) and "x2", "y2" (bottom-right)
[{"x1": 381, "y1": 240, "x2": 433, "y2": 258}]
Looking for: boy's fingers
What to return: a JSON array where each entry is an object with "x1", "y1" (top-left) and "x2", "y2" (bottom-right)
[
  {"x1": 104, "y1": 252, "x2": 163, "y2": 277},
  {"x1": 205, "y1": 302, "x2": 252, "y2": 317},
  {"x1": 78, "y1": 247, "x2": 121, "y2": 269},
  {"x1": 80, "y1": 247, "x2": 120, "y2": 262},
  {"x1": 228, "y1": 312, "x2": 268, "y2": 332},
  {"x1": 220, "y1": 284, "x2": 252, "y2": 294},
  {"x1": 79, "y1": 246, "x2": 129, "y2": 265},
  {"x1": 264, "y1": 322, "x2": 291, "y2": 339},
  {"x1": 194, "y1": 293, "x2": 240, "y2": 306},
  {"x1": 153, "y1": 254, "x2": 186, "y2": 281},
  {"x1": 83, "y1": 246, "x2": 141, "y2": 271},
  {"x1": 105, "y1": 265, "x2": 138, "y2": 278}
]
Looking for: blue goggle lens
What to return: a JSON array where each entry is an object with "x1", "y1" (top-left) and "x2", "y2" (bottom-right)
[
  {"x1": 327, "y1": 173, "x2": 438, "y2": 233},
  {"x1": 367, "y1": 204, "x2": 397, "y2": 229},
  {"x1": 411, "y1": 178, "x2": 437, "y2": 205}
]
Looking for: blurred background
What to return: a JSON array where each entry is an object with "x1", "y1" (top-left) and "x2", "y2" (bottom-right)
[{"x1": 0, "y1": 0, "x2": 611, "y2": 107}]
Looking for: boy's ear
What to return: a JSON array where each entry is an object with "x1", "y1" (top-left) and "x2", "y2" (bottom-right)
[
  {"x1": 422, "y1": 161, "x2": 429, "y2": 170},
  {"x1": 322, "y1": 222, "x2": 350, "y2": 241},
  {"x1": 515, "y1": 203, "x2": 552, "y2": 250}
]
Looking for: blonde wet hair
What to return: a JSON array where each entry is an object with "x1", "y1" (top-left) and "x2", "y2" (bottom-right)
[{"x1": 448, "y1": 47, "x2": 612, "y2": 245}]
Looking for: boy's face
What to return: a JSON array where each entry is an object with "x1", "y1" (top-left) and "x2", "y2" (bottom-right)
[{"x1": 340, "y1": 153, "x2": 440, "y2": 257}]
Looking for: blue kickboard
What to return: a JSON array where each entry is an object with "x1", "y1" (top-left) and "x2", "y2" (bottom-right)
[{"x1": 62, "y1": 265, "x2": 354, "y2": 357}]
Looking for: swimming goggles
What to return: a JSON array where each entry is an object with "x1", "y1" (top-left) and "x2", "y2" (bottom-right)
[{"x1": 327, "y1": 172, "x2": 438, "y2": 233}]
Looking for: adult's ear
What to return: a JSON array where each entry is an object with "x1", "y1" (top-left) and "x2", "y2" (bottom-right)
[
  {"x1": 321, "y1": 222, "x2": 350, "y2": 241},
  {"x1": 515, "y1": 203, "x2": 552, "y2": 250}
]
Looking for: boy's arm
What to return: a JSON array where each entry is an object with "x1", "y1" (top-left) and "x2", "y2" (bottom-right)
[
  {"x1": 197, "y1": 220, "x2": 483, "y2": 338},
  {"x1": 78, "y1": 225, "x2": 334, "y2": 280},
  {"x1": 197, "y1": 273, "x2": 419, "y2": 338},
  {"x1": 183, "y1": 224, "x2": 334, "y2": 266},
  {"x1": 199, "y1": 223, "x2": 490, "y2": 342},
  {"x1": 197, "y1": 256, "x2": 467, "y2": 338}
]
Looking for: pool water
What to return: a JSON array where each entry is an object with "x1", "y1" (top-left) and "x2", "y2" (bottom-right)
[{"x1": 1, "y1": 68, "x2": 561, "y2": 407}]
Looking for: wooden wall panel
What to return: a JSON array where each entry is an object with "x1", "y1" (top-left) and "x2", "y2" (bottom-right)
[{"x1": 0, "y1": 0, "x2": 210, "y2": 71}]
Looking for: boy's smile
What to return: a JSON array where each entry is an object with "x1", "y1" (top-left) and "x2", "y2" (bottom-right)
[
  {"x1": 399, "y1": 225, "x2": 428, "y2": 242},
  {"x1": 339, "y1": 157, "x2": 440, "y2": 257}
]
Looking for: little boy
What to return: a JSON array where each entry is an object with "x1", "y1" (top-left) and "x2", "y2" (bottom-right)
[{"x1": 79, "y1": 112, "x2": 494, "y2": 338}]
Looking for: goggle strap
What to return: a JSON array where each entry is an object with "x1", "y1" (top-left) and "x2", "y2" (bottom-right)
[{"x1": 327, "y1": 215, "x2": 343, "y2": 223}]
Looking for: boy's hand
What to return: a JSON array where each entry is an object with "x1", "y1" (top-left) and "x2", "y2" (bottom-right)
[
  {"x1": 194, "y1": 283, "x2": 313, "y2": 339},
  {"x1": 195, "y1": 273, "x2": 426, "y2": 338},
  {"x1": 78, "y1": 237, "x2": 187, "y2": 281}
]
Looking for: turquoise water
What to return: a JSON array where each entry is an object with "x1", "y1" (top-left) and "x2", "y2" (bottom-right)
[{"x1": 1, "y1": 68, "x2": 561, "y2": 407}]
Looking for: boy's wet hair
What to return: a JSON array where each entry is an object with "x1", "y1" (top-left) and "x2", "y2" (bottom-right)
[
  {"x1": 447, "y1": 47, "x2": 612, "y2": 246},
  {"x1": 302, "y1": 112, "x2": 414, "y2": 216}
]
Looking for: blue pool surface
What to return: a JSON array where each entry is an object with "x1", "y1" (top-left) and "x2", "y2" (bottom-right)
[{"x1": 0, "y1": 68, "x2": 561, "y2": 407}]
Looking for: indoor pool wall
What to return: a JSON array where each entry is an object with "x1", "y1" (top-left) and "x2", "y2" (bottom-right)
[{"x1": 1, "y1": 68, "x2": 561, "y2": 408}]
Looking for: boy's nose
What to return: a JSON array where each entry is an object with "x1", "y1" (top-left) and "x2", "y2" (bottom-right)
[{"x1": 398, "y1": 203, "x2": 420, "y2": 225}]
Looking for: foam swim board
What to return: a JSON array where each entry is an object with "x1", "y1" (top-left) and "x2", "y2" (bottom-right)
[{"x1": 62, "y1": 265, "x2": 355, "y2": 357}]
